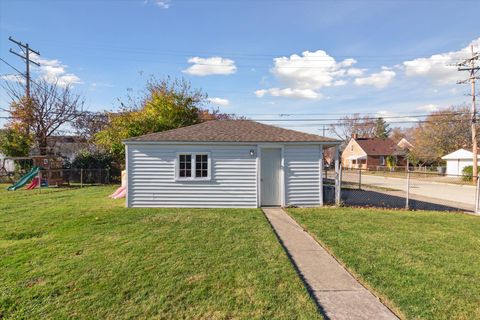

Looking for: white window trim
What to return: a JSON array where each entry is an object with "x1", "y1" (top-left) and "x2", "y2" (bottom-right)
[{"x1": 175, "y1": 152, "x2": 212, "y2": 181}]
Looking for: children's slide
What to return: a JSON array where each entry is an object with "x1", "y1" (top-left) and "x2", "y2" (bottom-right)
[
  {"x1": 113, "y1": 186, "x2": 126, "y2": 199},
  {"x1": 109, "y1": 170, "x2": 127, "y2": 199},
  {"x1": 109, "y1": 186, "x2": 126, "y2": 199},
  {"x1": 7, "y1": 166, "x2": 40, "y2": 191},
  {"x1": 26, "y1": 177, "x2": 40, "y2": 190}
]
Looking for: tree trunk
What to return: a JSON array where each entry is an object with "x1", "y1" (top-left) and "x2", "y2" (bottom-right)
[{"x1": 38, "y1": 136, "x2": 48, "y2": 155}]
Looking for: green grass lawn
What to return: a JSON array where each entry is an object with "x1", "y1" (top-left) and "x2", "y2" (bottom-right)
[
  {"x1": 0, "y1": 185, "x2": 321, "y2": 319},
  {"x1": 288, "y1": 207, "x2": 480, "y2": 320}
]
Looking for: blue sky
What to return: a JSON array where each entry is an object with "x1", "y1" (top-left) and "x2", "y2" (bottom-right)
[{"x1": 1, "y1": 0, "x2": 479, "y2": 134}]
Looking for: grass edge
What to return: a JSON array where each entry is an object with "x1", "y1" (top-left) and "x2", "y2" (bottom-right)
[{"x1": 285, "y1": 209, "x2": 406, "y2": 320}]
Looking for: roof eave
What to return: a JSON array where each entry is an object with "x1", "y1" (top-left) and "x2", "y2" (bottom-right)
[{"x1": 123, "y1": 140, "x2": 341, "y2": 146}]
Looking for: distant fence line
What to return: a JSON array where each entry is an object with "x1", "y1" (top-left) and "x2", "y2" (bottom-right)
[{"x1": 0, "y1": 168, "x2": 118, "y2": 186}]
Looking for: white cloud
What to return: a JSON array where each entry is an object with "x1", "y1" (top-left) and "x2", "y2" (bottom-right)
[
  {"x1": 256, "y1": 50, "x2": 361, "y2": 99},
  {"x1": 338, "y1": 58, "x2": 357, "y2": 68},
  {"x1": 207, "y1": 97, "x2": 230, "y2": 107},
  {"x1": 376, "y1": 110, "x2": 419, "y2": 123},
  {"x1": 403, "y1": 37, "x2": 480, "y2": 85},
  {"x1": 145, "y1": 0, "x2": 171, "y2": 8},
  {"x1": 333, "y1": 80, "x2": 347, "y2": 86},
  {"x1": 1, "y1": 74, "x2": 25, "y2": 84},
  {"x1": 90, "y1": 82, "x2": 114, "y2": 88},
  {"x1": 416, "y1": 104, "x2": 440, "y2": 112},
  {"x1": 183, "y1": 57, "x2": 237, "y2": 76},
  {"x1": 255, "y1": 88, "x2": 320, "y2": 100},
  {"x1": 271, "y1": 50, "x2": 358, "y2": 90},
  {"x1": 354, "y1": 69, "x2": 396, "y2": 89},
  {"x1": 31, "y1": 53, "x2": 81, "y2": 87},
  {"x1": 346, "y1": 68, "x2": 365, "y2": 77}
]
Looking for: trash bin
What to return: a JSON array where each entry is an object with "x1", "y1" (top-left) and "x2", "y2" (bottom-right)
[{"x1": 437, "y1": 166, "x2": 446, "y2": 175}]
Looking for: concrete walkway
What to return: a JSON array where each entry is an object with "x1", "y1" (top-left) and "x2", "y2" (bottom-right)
[{"x1": 263, "y1": 208, "x2": 398, "y2": 320}]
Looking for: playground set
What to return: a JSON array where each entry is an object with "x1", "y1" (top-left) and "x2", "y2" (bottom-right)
[
  {"x1": 3, "y1": 156, "x2": 126, "y2": 199},
  {"x1": 4, "y1": 156, "x2": 65, "y2": 191}
]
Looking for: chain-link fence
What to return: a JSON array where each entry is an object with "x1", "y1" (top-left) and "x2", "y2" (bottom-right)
[
  {"x1": 61, "y1": 169, "x2": 113, "y2": 186},
  {"x1": 324, "y1": 167, "x2": 480, "y2": 212},
  {"x1": 1, "y1": 168, "x2": 115, "y2": 187}
]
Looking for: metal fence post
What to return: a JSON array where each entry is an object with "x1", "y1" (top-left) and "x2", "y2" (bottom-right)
[
  {"x1": 336, "y1": 166, "x2": 342, "y2": 206},
  {"x1": 38, "y1": 170, "x2": 42, "y2": 191},
  {"x1": 475, "y1": 175, "x2": 480, "y2": 213},
  {"x1": 335, "y1": 146, "x2": 341, "y2": 206},
  {"x1": 358, "y1": 168, "x2": 362, "y2": 190},
  {"x1": 405, "y1": 170, "x2": 410, "y2": 210},
  {"x1": 80, "y1": 168, "x2": 83, "y2": 188}
]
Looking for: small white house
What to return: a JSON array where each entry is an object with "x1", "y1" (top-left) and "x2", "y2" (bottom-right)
[
  {"x1": 0, "y1": 153, "x2": 15, "y2": 173},
  {"x1": 441, "y1": 148, "x2": 480, "y2": 176},
  {"x1": 123, "y1": 120, "x2": 341, "y2": 208}
]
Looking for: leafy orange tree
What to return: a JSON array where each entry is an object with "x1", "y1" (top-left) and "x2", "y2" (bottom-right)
[
  {"x1": 0, "y1": 96, "x2": 33, "y2": 156},
  {"x1": 2, "y1": 79, "x2": 84, "y2": 155},
  {"x1": 95, "y1": 77, "x2": 235, "y2": 163},
  {"x1": 409, "y1": 106, "x2": 475, "y2": 166}
]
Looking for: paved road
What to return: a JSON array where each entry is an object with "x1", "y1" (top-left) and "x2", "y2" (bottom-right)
[{"x1": 342, "y1": 172, "x2": 476, "y2": 208}]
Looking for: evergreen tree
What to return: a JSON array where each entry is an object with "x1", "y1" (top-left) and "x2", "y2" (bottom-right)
[{"x1": 374, "y1": 117, "x2": 391, "y2": 138}]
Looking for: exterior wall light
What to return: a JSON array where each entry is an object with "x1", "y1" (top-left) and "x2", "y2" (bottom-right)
[{"x1": 249, "y1": 149, "x2": 255, "y2": 157}]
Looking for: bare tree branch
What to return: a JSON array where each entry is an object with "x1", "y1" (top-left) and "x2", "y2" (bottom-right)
[{"x1": 2, "y1": 78, "x2": 84, "y2": 155}]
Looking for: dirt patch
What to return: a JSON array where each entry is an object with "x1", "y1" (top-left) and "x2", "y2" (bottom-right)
[{"x1": 25, "y1": 277, "x2": 46, "y2": 287}]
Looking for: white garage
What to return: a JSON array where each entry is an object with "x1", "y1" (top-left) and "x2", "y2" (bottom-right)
[
  {"x1": 123, "y1": 120, "x2": 341, "y2": 208},
  {"x1": 442, "y1": 148, "x2": 480, "y2": 176}
]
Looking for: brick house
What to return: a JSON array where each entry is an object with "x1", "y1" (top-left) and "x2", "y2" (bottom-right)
[{"x1": 341, "y1": 135, "x2": 407, "y2": 169}]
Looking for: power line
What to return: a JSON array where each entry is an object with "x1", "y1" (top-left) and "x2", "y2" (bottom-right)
[
  {"x1": 456, "y1": 45, "x2": 479, "y2": 182},
  {"x1": 31, "y1": 38, "x2": 475, "y2": 61},
  {"x1": 0, "y1": 48, "x2": 473, "y2": 129},
  {"x1": 268, "y1": 119, "x2": 474, "y2": 126},
  {"x1": 244, "y1": 112, "x2": 465, "y2": 122},
  {"x1": 8, "y1": 36, "x2": 40, "y2": 99},
  {"x1": 0, "y1": 56, "x2": 88, "y2": 121},
  {"x1": 0, "y1": 56, "x2": 27, "y2": 78}
]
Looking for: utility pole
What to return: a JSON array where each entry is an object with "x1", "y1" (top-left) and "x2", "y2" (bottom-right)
[
  {"x1": 8, "y1": 36, "x2": 40, "y2": 99},
  {"x1": 457, "y1": 45, "x2": 479, "y2": 183}
]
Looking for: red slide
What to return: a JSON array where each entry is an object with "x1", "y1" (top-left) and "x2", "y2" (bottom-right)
[{"x1": 26, "y1": 177, "x2": 39, "y2": 190}]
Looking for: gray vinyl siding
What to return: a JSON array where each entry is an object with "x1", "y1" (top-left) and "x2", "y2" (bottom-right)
[
  {"x1": 127, "y1": 144, "x2": 257, "y2": 208},
  {"x1": 284, "y1": 145, "x2": 321, "y2": 207}
]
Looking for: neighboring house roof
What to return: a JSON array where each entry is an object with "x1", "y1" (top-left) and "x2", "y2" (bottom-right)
[
  {"x1": 397, "y1": 138, "x2": 413, "y2": 150},
  {"x1": 30, "y1": 135, "x2": 88, "y2": 159},
  {"x1": 354, "y1": 138, "x2": 404, "y2": 156},
  {"x1": 46, "y1": 136, "x2": 87, "y2": 145},
  {"x1": 124, "y1": 120, "x2": 340, "y2": 143},
  {"x1": 441, "y1": 148, "x2": 477, "y2": 160}
]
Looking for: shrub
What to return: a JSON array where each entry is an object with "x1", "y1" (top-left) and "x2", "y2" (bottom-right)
[
  {"x1": 71, "y1": 150, "x2": 121, "y2": 183},
  {"x1": 71, "y1": 150, "x2": 114, "y2": 169},
  {"x1": 462, "y1": 165, "x2": 473, "y2": 181},
  {"x1": 386, "y1": 155, "x2": 397, "y2": 170}
]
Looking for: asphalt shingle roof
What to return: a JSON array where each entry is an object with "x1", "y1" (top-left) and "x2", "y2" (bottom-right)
[
  {"x1": 355, "y1": 138, "x2": 404, "y2": 156},
  {"x1": 125, "y1": 120, "x2": 339, "y2": 143}
]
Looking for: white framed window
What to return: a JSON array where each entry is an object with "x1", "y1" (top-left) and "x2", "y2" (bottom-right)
[{"x1": 176, "y1": 152, "x2": 211, "y2": 181}]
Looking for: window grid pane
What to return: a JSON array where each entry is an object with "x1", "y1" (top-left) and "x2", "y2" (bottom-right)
[
  {"x1": 179, "y1": 154, "x2": 192, "y2": 178},
  {"x1": 195, "y1": 154, "x2": 208, "y2": 178}
]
